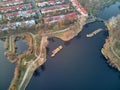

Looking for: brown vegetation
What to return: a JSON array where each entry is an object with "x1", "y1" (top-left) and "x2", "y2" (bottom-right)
[{"x1": 102, "y1": 15, "x2": 120, "y2": 71}]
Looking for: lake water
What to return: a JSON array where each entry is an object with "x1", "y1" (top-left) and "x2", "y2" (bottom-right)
[
  {"x1": 15, "y1": 39, "x2": 29, "y2": 54},
  {"x1": 0, "y1": 38, "x2": 28, "y2": 90},
  {"x1": 26, "y1": 2, "x2": 120, "y2": 90},
  {"x1": 99, "y1": 2, "x2": 120, "y2": 20},
  {"x1": 0, "y1": 40, "x2": 15, "y2": 90},
  {"x1": 0, "y1": 1, "x2": 120, "y2": 90}
]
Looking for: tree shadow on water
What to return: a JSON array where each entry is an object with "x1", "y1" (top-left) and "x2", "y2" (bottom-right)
[
  {"x1": 64, "y1": 41, "x2": 71, "y2": 46},
  {"x1": 33, "y1": 64, "x2": 46, "y2": 77},
  {"x1": 48, "y1": 37, "x2": 55, "y2": 42},
  {"x1": 33, "y1": 68, "x2": 41, "y2": 77},
  {"x1": 103, "y1": 31, "x2": 108, "y2": 37},
  {"x1": 46, "y1": 47, "x2": 50, "y2": 55},
  {"x1": 75, "y1": 33, "x2": 81, "y2": 39},
  {"x1": 41, "y1": 64, "x2": 46, "y2": 71}
]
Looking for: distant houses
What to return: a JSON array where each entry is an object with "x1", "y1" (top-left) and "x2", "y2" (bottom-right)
[
  {"x1": 0, "y1": 0, "x2": 89, "y2": 31},
  {"x1": 0, "y1": 0, "x2": 36, "y2": 20},
  {"x1": 0, "y1": 0, "x2": 37, "y2": 31},
  {"x1": 36, "y1": 0, "x2": 65, "y2": 8},
  {"x1": 70, "y1": 0, "x2": 88, "y2": 17},
  {"x1": 41, "y1": 4, "x2": 70, "y2": 14},
  {"x1": 0, "y1": 0, "x2": 24, "y2": 7},
  {"x1": 0, "y1": 20, "x2": 36, "y2": 31},
  {"x1": 44, "y1": 13, "x2": 77, "y2": 23},
  {"x1": 37, "y1": 0, "x2": 88, "y2": 24},
  {"x1": 0, "y1": 15, "x2": 2, "y2": 21}
]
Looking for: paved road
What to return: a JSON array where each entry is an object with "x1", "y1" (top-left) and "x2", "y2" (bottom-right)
[
  {"x1": 29, "y1": 32, "x2": 38, "y2": 57},
  {"x1": 9, "y1": 36, "x2": 12, "y2": 51}
]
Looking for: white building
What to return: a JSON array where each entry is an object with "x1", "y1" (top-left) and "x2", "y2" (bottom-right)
[{"x1": 0, "y1": 15, "x2": 2, "y2": 20}]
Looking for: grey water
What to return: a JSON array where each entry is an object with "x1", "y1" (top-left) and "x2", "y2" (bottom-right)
[
  {"x1": 99, "y1": 2, "x2": 120, "y2": 20},
  {"x1": 26, "y1": 2, "x2": 120, "y2": 90},
  {"x1": 0, "y1": 40, "x2": 15, "y2": 90},
  {"x1": 0, "y1": 1, "x2": 120, "y2": 90},
  {"x1": 0, "y1": 39, "x2": 28, "y2": 90},
  {"x1": 15, "y1": 39, "x2": 29, "y2": 54}
]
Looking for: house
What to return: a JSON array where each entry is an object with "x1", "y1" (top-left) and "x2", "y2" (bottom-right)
[
  {"x1": 0, "y1": 0, "x2": 24, "y2": 7},
  {"x1": 5, "y1": 13, "x2": 13, "y2": 19},
  {"x1": 44, "y1": 12, "x2": 77, "y2": 23},
  {"x1": 15, "y1": 22, "x2": 21, "y2": 27},
  {"x1": 0, "y1": 15, "x2": 2, "y2": 20},
  {"x1": 48, "y1": 1, "x2": 55, "y2": 5},
  {"x1": 71, "y1": 0, "x2": 88, "y2": 16},
  {"x1": 13, "y1": 12, "x2": 19, "y2": 17},
  {"x1": 41, "y1": 4, "x2": 70, "y2": 14},
  {"x1": 24, "y1": 20, "x2": 35, "y2": 26}
]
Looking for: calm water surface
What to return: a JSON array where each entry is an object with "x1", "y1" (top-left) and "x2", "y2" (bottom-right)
[
  {"x1": 26, "y1": 2, "x2": 120, "y2": 90},
  {"x1": 99, "y1": 2, "x2": 120, "y2": 20},
  {"x1": 26, "y1": 21, "x2": 120, "y2": 90},
  {"x1": 0, "y1": 39, "x2": 28, "y2": 90},
  {"x1": 0, "y1": 1, "x2": 120, "y2": 90},
  {"x1": 0, "y1": 40, "x2": 15, "y2": 90},
  {"x1": 16, "y1": 39, "x2": 29, "y2": 54}
]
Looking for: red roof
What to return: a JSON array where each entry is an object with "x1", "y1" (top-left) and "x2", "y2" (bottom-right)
[
  {"x1": 53, "y1": 16, "x2": 59, "y2": 20},
  {"x1": 72, "y1": 0, "x2": 88, "y2": 15},
  {"x1": 66, "y1": 13, "x2": 76, "y2": 18},
  {"x1": 48, "y1": 1, "x2": 55, "y2": 4},
  {"x1": 0, "y1": 4, "x2": 25, "y2": 12},
  {"x1": 27, "y1": 10, "x2": 33, "y2": 13},
  {"x1": 44, "y1": 18, "x2": 50, "y2": 22},
  {"x1": 13, "y1": 12, "x2": 19, "y2": 16},
  {"x1": 44, "y1": 12, "x2": 77, "y2": 23},
  {"x1": 27, "y1": 4, "x2": 32, "y2": 8},
  {"x1": 6, "y1": 13, "x2": 12, "y2": 17}
]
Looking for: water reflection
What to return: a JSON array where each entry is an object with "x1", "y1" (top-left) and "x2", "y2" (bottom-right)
[
  {"x1": 48, "y1": 37, "x2": 55, "y2": 42},
  {"x1": 33, "y1": 69, "x2": 41, "y2": 77},
  {"x1": 64, "y1": 41, "x2": 71, "y2": 46},
  {"x1": 102, "y1": 31, "x2": 108, "y2": 36},
  {"x1": 46, "y1": 47, "x2": 50, "y2": 55},
  {"x1": 75, "y1": 33, "x2": 81, "y2": 39},
  {"x1": 41, "y1": 64, "x2": 46, "y2": 71},
  {"x1": 15, "y1": 39, "x2": 29, "y2": 54},
  {"x1": 33, "y1": 64, "x2": 46, "y2": 77}
]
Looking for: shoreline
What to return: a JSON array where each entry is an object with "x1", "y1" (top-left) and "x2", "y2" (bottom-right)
[
  {"x1": 101, "y1": 18, "x2": 120, "y2": 71},
  {"x1": 6, "y1": 14, "x2": 87, "y2": 90}
]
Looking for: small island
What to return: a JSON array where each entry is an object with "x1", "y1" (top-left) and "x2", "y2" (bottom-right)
[
  {"x1": 51, "y1": 45, "x2": 63, "y2": 57},
  {"x1": 86, "y1": 28, "x2": 103, "y2": 37}
]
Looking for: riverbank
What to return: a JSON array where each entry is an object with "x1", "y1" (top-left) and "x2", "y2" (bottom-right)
[
  {"x1": 54, "y1": 15, "x2": 86, "y2": 41},
  {"x1": 102, "y1": 15, "x2": 120, "y2": 71},
  {"x1": 7, "y1": 33, "x2": 48, "y2": 90},
  {"x1": 7, "y1": 13, "x2": 87, "y2": 90}
]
